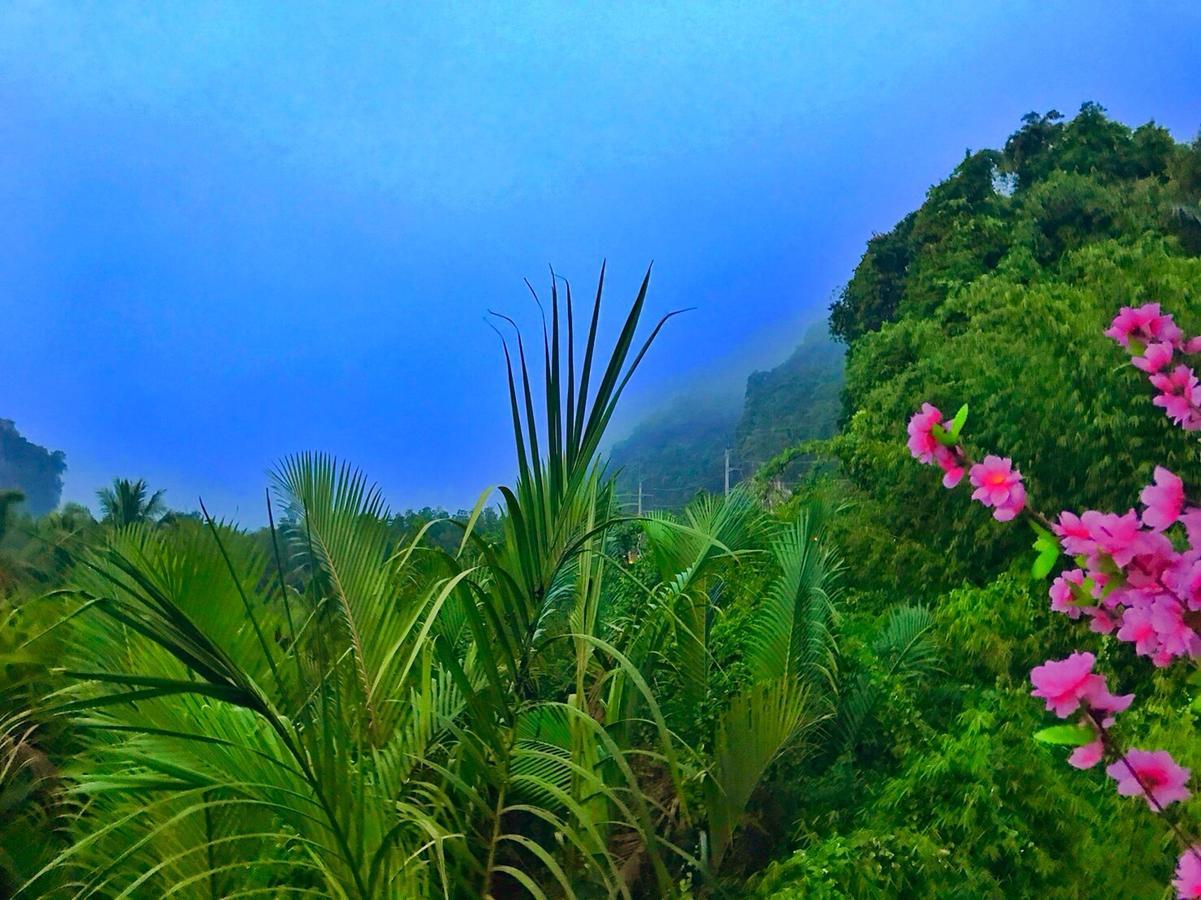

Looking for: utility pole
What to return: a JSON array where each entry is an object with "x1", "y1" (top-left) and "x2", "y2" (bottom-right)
[{"x1": 637, "y1": 480, "x2": 644, "y2": 516}]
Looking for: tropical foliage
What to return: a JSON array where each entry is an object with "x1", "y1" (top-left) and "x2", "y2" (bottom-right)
[
  {"x1": 4, "y1": 103, "x2": 1200, "y2": 898},
  {"x1": 0, "y1": 266, "x2": 927, "y2": 898}
]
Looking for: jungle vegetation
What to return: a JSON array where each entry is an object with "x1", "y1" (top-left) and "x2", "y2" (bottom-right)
[{"x1": 2, "y1": 103, "x2": 1200, "y2": 898}]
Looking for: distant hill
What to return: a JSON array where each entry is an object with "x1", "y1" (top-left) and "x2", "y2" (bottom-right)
[
  {"x1": 0, "y1": 419, "x2": 66, "y2": 516},
  {"x1": 608, "y1": 386, "x2": 741, "y2": 509},
  {"x1": 608, "y1": 325, "x2": 843, "y2": 509},
  {"x1": 734, "y1": 325, "x2": 844, "y2": 474}
]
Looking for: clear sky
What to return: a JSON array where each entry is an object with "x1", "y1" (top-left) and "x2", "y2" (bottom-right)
[{"x1": 2, "y1": 2, "x2": 1199, "y2": 522}]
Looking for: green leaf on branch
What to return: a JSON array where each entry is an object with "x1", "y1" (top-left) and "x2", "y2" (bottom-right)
[
  {"x1": 1029, "y1": 524, "x2": 1060, "y2": 579},
  {"x1": 1033, "y1": 725, "x2": 1094, "y2": 746},
  {"x1": 947, "y1": 403, "x2": 969, "y2": 440},
  {"x1": 1031, "y1": 548, "x2": 1059, "y2": 580},
  {"x1": 930, "y1": 424, "x2": 955, "y2": 447}
]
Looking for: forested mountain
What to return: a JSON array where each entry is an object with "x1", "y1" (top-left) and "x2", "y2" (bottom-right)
[
  {"x1": 608, "y1": 386, "x2": 741, "y2": 506},
  {"x1": 750, "y1": 103, "x2": 1201, "y2": 896},
  {"x1": 0, "y1": 419, "x2": 66, "y2": 516},
  {"x1": 827, "y1": 102, "x2": 1201, "y2": 591},
  {"x1": 734, "y1": 325, "x2": 843, "y2": 473},
  {"x1": 609, "y1": 326, "x2": 843, "y2": 508}
]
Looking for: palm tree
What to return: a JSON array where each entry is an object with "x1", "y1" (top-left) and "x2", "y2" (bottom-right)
[{"x1": 95, "y1": 478, "x2": 166, "y2": 527}]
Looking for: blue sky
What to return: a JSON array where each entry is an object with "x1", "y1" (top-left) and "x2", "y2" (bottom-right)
[{"x1": 2, "y1": 2, "x2": 1199, "y2": 522}]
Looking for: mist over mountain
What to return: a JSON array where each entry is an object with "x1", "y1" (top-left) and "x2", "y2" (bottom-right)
[
  {"x1": 0, "y1": 419, "x2": 66, "y2": 516},
  {"x1": 608, "y1": 323, "x2": 844, "y2": 508}
]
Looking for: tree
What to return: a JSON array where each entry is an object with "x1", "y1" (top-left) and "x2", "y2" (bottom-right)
[{"x1": 95, "y1": 478, "x2": 167, "y2": 527}]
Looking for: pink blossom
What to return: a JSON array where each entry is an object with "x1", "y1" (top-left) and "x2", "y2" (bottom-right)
[
  {"x1": 1106, "y1": 749, "x2": 1191, "y2": 809},
  {"x1": 1188, "y1": 337, "x2": 1201, "y2": 355},
  {"x1": 1087, "y1": 607, "x2": 1118, "y2": 634},
  {"x1": 1124, "y1": 531, "x2": 1176, "y2": 591},
  {"x1": 1053, "y1": 511, "x2": 1096, "y2": 557},
  {"x1": 1151, "y1": 365, "x2": 1201, "y2": 430},
  {"x1": 934, "y1": 445, "x2": 965, "y2": 488},
  {"x1": 907, "y1": 404, "x2": 967, "y2": 487},
  {"x1": 1088, "y1": 686, "x2": 1134, "y2": 714},
  {"x1": 1165, "y1": 552, "x2": 1201, "y2": 610},
  {"x1": 1117, "y1": 601, "x2": 1160, "y2": 658},
  {"x1": 1181, "y1": 509, "x2": 1201, "y2": 550},
  {"x1": 1132, "y1": 341, "x2": 1176, "y2": 374},
  {"x1": 1152, "y1": 596, "x2": 1199, "y2": 661},
  {"x1": 1106, "y1": 303, "x2": 1184, "y2": 350},
  {"x1": 969, "y1": 455, "x2": 1026, "y2": 521},
  {"x1": 907, "y1": 403, "x2": 944, "y2": 463},
  {"x1": 1029, "y1": 651, "x2": 1105, "y2": 717},
  {"x1": 1050, "y1": 569, "x2": 1092, "y2": 619},
  {"x1": 1141, "y1": 467, "x2": 1186, "y2": 531},
  {"x1": 1086, "y1": 510, "x2": 1145, "y2": 568},
  {"x1": 1174, "y1": 848, "x2": 1201, "y2": 899},
  {"x1": 1068, "y1": 739, "x2": 1104, "y2": 770}
]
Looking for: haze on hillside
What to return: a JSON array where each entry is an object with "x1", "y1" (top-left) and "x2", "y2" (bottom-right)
[{"x1": 2, "y1": 3, "x2": 1199, "y2": 522}]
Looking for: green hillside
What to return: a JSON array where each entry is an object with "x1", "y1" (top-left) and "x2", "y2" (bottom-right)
[
  {"x1": 752, "y1": 103, "x2": 1201, "y2": 896},
  {"x1": 610, "y1": 326, "x2": 843, "y2": 508}
]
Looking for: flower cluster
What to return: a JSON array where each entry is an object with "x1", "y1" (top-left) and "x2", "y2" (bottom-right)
[
  {"x1": 1049, "y1": 467, "x2": 1201, "y2": 667},
  {"x1": 1030, "y1": 653, "x2": 1191, "y2": 811},
  {"x1": 906, "y1": 406, "x2": 1025, "y2": 520},
  {"x1": 906, "y1": 302, "x2": 1201, "y2": 898},
  {"x1": 1107, "y1": 302, "x2": 1201, "y2": 430},
  {"x1": 906, "y1": 402, "x2": 966, "y2": 487},
  {"x1": 1029, "y1": 651, "x2": 1134, "y2": 770}
]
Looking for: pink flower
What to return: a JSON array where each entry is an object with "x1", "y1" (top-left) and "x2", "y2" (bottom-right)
[
  {"x1": 1174, "y1": 848, "x2": 1201, "y2": 899},
  {"x1": 1050, "y1": 569, "x2": 1093, "y2": 619},
  {"x1": 1117, "y1": 601, "x2": 1160, "y2": 657},
  {"x1": 969, "y1": 455, "x2": 1026, "y2": 522},
  {"x1": 1029, "y1": 651, "x2": 1105, "y2": 717},
  {"x1": 1132, "y1": 341, "x2": 1176, "y2": 373},
  {"x1": 1087, "y1": 606, "x2": 1118, "y2": 634},
  {"x1": 1124, "y1": 531, "x2": 1176, "y2": 590},
  {"x1": 1053, "y1": 511, "x2": 1096, "y2": 557},
  {"x1": 1151, "y1": 365, "x2": 1201, "y2": 430},
  {"x1": 1152, "y1": 596, "x2": 1199, "y2": 661},
  {"x1": 1106, "y1": 749, "x2": 1191, "y2": 810},
  {"x1": 907, "y1": 404, "x2": 967, "y2": 487},
  {"x1": 1182, "y1": 508, "x2": 1201, "y2": 550},
  {"x1": 1141, "y1": 467, "x2": 1185, "y2": 531},
  {"x1": 1068, "y1": 739, "x2": 1104, "y2": 770},
  {"x1": 1087, "y1": 510, "x2": 1145, "y2": 568},
  {"x1": 934, "y1": 445, "x2": 965, "y2": 488},
  {"x1": 1165, "y1": 551, "x2": 1201, "y2": 610},
  {"x1": 1106, "y1": 303, "x2": 1184, "y2": 350},
  {"x1": 1088, "y1": 686, "x2": 1134, "y2": 714},
  {"x1": 907, "y1": 403, "x2": 944, "y2": 463}
]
